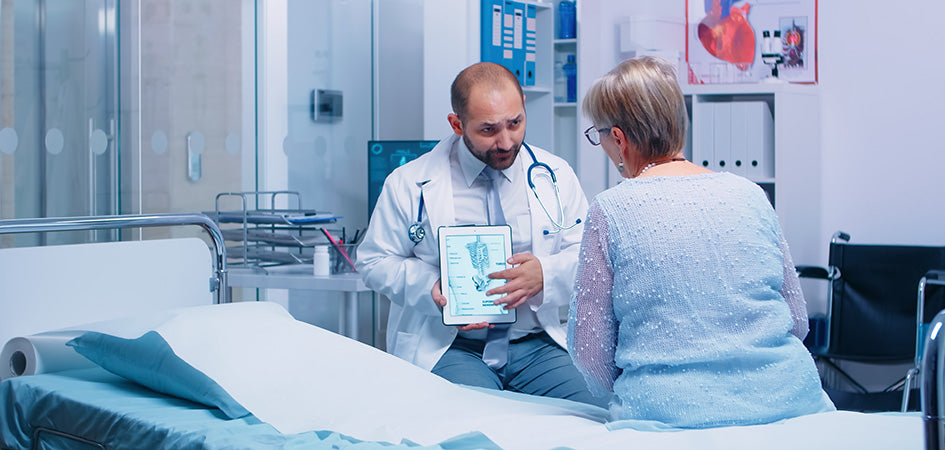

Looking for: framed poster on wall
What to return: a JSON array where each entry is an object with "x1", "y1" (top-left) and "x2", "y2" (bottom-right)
[{"x1": 686, "y1": 0, "x2": 817, "y2": 84}]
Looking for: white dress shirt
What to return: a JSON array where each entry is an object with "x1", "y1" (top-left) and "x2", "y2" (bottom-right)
[{"x1": 450, "y1": 139, "x2": 541, "y2": 340}]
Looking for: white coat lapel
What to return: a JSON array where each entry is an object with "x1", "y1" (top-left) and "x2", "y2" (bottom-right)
[
  {"x1": 416, "y1": 135, "x2": 458, "y2": 248},
  {"x1": 420, "y1": 177, "x2": 453, "y2": 245}
]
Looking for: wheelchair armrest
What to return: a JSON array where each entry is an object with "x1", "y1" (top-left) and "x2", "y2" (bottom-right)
[
  {"x1": 925, "y1": 269, "x2": 945, "y2": 282},
  {"x1": 796, "y1": 265, "x2": 829, "y2": 280}
]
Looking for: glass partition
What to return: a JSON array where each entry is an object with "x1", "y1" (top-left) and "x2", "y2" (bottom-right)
[
  {"x1": 0, "y1": 0, "x2": 119, "y2": 246},
  {"x1": 282, "y1": 0, "x2": 375, "y2": 342},
  {"x1": 0, "y1": 0, "x2": 256, "y2": 246},
  {"x1": 123, "y1": 0, "x2": 256, "y2": 240}
]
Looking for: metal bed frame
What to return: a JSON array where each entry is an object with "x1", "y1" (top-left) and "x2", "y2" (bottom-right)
[
  {"x1": 0, "y1": 214, "x2": 230, "y2": 450},
  {"x1": 0, "y1": 213, "x2": 229, "y2": 304}
]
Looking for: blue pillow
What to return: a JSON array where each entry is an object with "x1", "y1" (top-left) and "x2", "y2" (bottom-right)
[{"x1": 67, "y1": 330, "x2": 250, "y2": 419}]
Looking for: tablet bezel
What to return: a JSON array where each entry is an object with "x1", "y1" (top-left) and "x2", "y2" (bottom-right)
[{"x1": 438, "y1": 225, "x2": 517, "y2": 326}]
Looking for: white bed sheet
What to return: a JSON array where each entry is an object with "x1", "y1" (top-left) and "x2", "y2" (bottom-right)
[{"x1": 141, "y1": 302, "x2": 922, "y2": 450}]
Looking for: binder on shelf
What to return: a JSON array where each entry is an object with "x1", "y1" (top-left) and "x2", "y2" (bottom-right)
[
  {"x1": 712, "y1": 102, "x2": 732, "y2": 174},
  {"x1": 692, "y1": 102, "x2": 715, "y2": 171},
  {"x1": 524, "y1": 3, "x2": 537, "y2": 86},
  {"x1": 480, "y1": 0, "x2": 504, "y2": 65},
  {"x1": 694, "y1": 100, "x2": 775, "y2": 180},
  {"x1": 502, "y1": 1, "x2": 516, "y2": 77},
  {"x1": 511, "y1": 2, "x2": 526, "y2": 85},
  {"x1": 741, "y1": 101, "x2": 774, "y2": 180},
  {"x1": 730, "y1": 102, "x2": 750, "y2": 177}
]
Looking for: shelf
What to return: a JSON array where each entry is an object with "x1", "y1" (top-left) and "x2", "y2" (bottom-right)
[
  {"x1": 522, "y1": 86, "x2": 552, "y2": 95},
  {"x1": 229, "y1": 266, "x2": 369, "y2": 292},
  {"x1": 209, "y1": 191, "x2": 341, "y2": 268},
  {"x1": 683, "y1": 87, "x2": 821, "y2": 266},
  {"x1": 751, "y1": 177, "x2": 776, "y2": 184},
  {"x1": 552, "y1": 14, "x2": 578, "y2": 169},
  {"x1": 682, "y1": 83, "x2": 818, "y2": 96}
]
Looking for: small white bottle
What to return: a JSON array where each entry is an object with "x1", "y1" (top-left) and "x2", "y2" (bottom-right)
[
  {"x1": 554, "y1": 60, "x2": 566, "y2": 103},
  {"x1": 313, "y1": 245, "x2": 330, "y2": 276},
  {"x1": 772, "y1": 30, "x2": 782, "y2": 55}
]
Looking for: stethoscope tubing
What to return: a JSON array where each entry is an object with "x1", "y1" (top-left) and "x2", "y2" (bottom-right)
[{"x1": 409, "y1": 141, "x2": 578, "y2": 243}]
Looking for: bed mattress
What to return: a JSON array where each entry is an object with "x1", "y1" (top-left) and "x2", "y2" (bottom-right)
[
  {"x1": 0, "y1": 368, "x2": 492, "y2": 450},
  {"x1": 1, "y1": 366, "x2": 926, "y2": 450}
]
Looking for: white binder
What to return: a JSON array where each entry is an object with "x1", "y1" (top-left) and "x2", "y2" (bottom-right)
[
  {"x1": 730, "y1": 102, "x2": 750, "y2": 177},
  {"x1": 692, "y1": 102, "x2": 715, "y2": 171},
  {"x1": 713, "y1": 102, "x2": 732, "y2": 173},
  {"x1": 741, "y1": 101, "x2": 774, "y2": 180}
]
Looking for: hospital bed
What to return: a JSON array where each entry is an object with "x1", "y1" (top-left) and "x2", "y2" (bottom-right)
[{"x1": 0, "y1": 215, "x2": 928, "y2": 449}]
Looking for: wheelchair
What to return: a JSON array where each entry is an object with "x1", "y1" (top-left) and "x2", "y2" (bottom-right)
[{"x1": 798, "y1": 231, "x2": 945, "y2": 412}]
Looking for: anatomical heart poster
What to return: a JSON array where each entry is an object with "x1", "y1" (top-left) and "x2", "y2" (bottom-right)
[{"x1": 686, "y1": 0, "x2": 817, "y2": 84}]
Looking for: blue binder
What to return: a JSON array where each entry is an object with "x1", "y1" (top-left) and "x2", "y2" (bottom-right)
[
  {"x1": 502, "y1": 0, "x2": 516, "y2": 78},
  {"x1": 480, "y1": 0, "x2": 504, "y2": 65},
  {"x1": 524, "y1": 3, "x2": 537, "y2": 86},
  {"x1": 511, "y1": 2, "x2": 526, "y2": 85}
]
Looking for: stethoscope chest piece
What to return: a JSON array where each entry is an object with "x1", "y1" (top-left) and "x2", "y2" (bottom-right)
[
  {"x1": 408, "y1": 222, "x2": 425, "y2": 243},
  {"x1": 408, "y1": 193, "x2": 426, "y2": 243}
]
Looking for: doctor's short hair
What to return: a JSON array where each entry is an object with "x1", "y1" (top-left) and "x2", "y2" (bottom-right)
[
  {"x1": 582, "y1": 56, "x2": 688, "y2": 160},
  {"x1": 451, "y1": 62, "x2": 524, "y2": 123}
]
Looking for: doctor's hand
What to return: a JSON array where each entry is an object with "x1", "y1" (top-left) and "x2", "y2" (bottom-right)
[
  {"x1": 487, "y1": 252, "x2": 543, "y2": 310},
  {"x1": 431, "y1": 279, "x2": 492, "y2": 332}
]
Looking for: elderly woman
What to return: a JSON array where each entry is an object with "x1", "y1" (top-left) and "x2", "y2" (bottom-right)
[{"x1": 568, "y1": 57, "x2": 834, "y2": 429}]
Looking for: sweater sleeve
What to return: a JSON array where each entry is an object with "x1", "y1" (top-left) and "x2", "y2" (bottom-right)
[
  {"x1": 779, "y1": 234, "x2": 809, "y2": 340},
  {"x1": 568, "y1": 201, "x2": 620, "y2": 395}
]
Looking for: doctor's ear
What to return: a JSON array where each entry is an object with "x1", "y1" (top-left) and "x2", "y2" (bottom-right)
[{"x1": 447, "y1": 113, "x2": 464, "y2": 136}]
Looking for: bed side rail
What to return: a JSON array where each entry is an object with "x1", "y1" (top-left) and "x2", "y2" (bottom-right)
[{"x1": 0, "y1": 214, "x2": 229, "y2": 304}]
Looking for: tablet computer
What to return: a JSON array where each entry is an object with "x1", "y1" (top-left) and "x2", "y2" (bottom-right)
[{"x1": 438, "y1": 225, "x2": 517, "y2": 326}]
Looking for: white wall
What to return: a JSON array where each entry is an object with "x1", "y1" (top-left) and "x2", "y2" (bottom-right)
[
  {"x1": 260, "y1": 0, "x2": 945, "y2": 339},
  {"x1": 253, "y1": 0, "x2": 376, "y2": 341},
  {"x1": 257, "y1": 0, "x2": 289, "y2": 197},
  {"x1": 818, "y1": 1, "x2": 945, "y2": 250},
  {"x1": 421, "y1": 0, "x2": 479, "y2": 140},
  {"x1": 375, "y1": 0, "x2": 425, "y2": 140},
  {"x1": 574, "y1": 0, "x2": 945, "y2": 260},
  {"x1": 285, "y1": 0, "x2": 373, "y2": 227}
]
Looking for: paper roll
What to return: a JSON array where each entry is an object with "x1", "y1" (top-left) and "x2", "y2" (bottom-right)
[
  {"x1": 0, "y1": 304, "x2": 246, "y2": 382},
  {"x1": 0, "y1": 331, "x2": 95, "y2": 381}
]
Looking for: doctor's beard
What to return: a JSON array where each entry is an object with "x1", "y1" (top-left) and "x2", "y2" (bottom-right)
[{"x1": 463, "y1": 134, "x2": 521, "y2": 171}]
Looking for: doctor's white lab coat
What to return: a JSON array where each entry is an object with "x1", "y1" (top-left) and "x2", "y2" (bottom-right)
[{"x1": 356, "y1": 133, "x2": 589, "y2": 370}]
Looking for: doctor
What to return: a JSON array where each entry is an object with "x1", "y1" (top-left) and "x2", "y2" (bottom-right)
[{"x1": 357, "y1": 62, "x2": 602, "y2": 405}]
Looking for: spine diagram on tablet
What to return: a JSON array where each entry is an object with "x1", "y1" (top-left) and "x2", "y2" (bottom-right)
[
  {"x1": 445, "y1": 233, "x2": 507, "y2": 317},
  {"x1": 467, "y1": 237, "x2": 491, "y2": 292}
]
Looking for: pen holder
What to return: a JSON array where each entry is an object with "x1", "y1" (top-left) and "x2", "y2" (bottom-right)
[{"x1": 330, "y1": 243, "x2": 358, "y2": 274}]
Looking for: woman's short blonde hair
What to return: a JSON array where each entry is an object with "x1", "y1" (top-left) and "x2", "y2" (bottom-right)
[{"x1": 582, "y1": 56, "x2": 688, "y2": 159}]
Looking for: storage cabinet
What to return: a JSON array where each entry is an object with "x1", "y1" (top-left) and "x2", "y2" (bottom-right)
[
  {"x1": 480, "y1": 1, "x2": 580, "y2": 170},
  {"x1": 423, "y1": 1, "x2": 578, "y2": 168},
  {"x1": 517, "y1": 1, "x2": 554, "y2": 153},
  {"x1": 683, "y1": 83, "x2": 821, "y2": 265},
  {"x1": 552, "y1": 35, "x2": 578, "y2": 170}
]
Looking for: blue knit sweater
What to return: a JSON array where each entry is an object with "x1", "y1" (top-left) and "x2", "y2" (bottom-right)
[{"x1": 568, "y1": 172, "x2": 834, "y2": 429}]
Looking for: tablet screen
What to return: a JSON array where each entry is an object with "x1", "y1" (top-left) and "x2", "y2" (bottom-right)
[{"x1": 438, "y1": 225, "x2": 516, "y2": 325}]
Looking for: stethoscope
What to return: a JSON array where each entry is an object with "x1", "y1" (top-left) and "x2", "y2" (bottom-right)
[{"x1": 407, "y1": 141, "x2": 581, "y2": 244}]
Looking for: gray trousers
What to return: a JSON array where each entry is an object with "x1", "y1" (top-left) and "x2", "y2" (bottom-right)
[{"x1": 431, "y1": 331, "x2": 610, "y2": 408}]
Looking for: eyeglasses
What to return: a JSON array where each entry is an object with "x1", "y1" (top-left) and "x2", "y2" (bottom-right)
[{"x1": 584, "y1": 126, "x2": 612, "y2": 146}]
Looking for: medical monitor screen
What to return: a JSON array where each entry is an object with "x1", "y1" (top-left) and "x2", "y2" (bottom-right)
[{"x1": 368, "y1": 140, "x2": 437, "y2": 218}]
